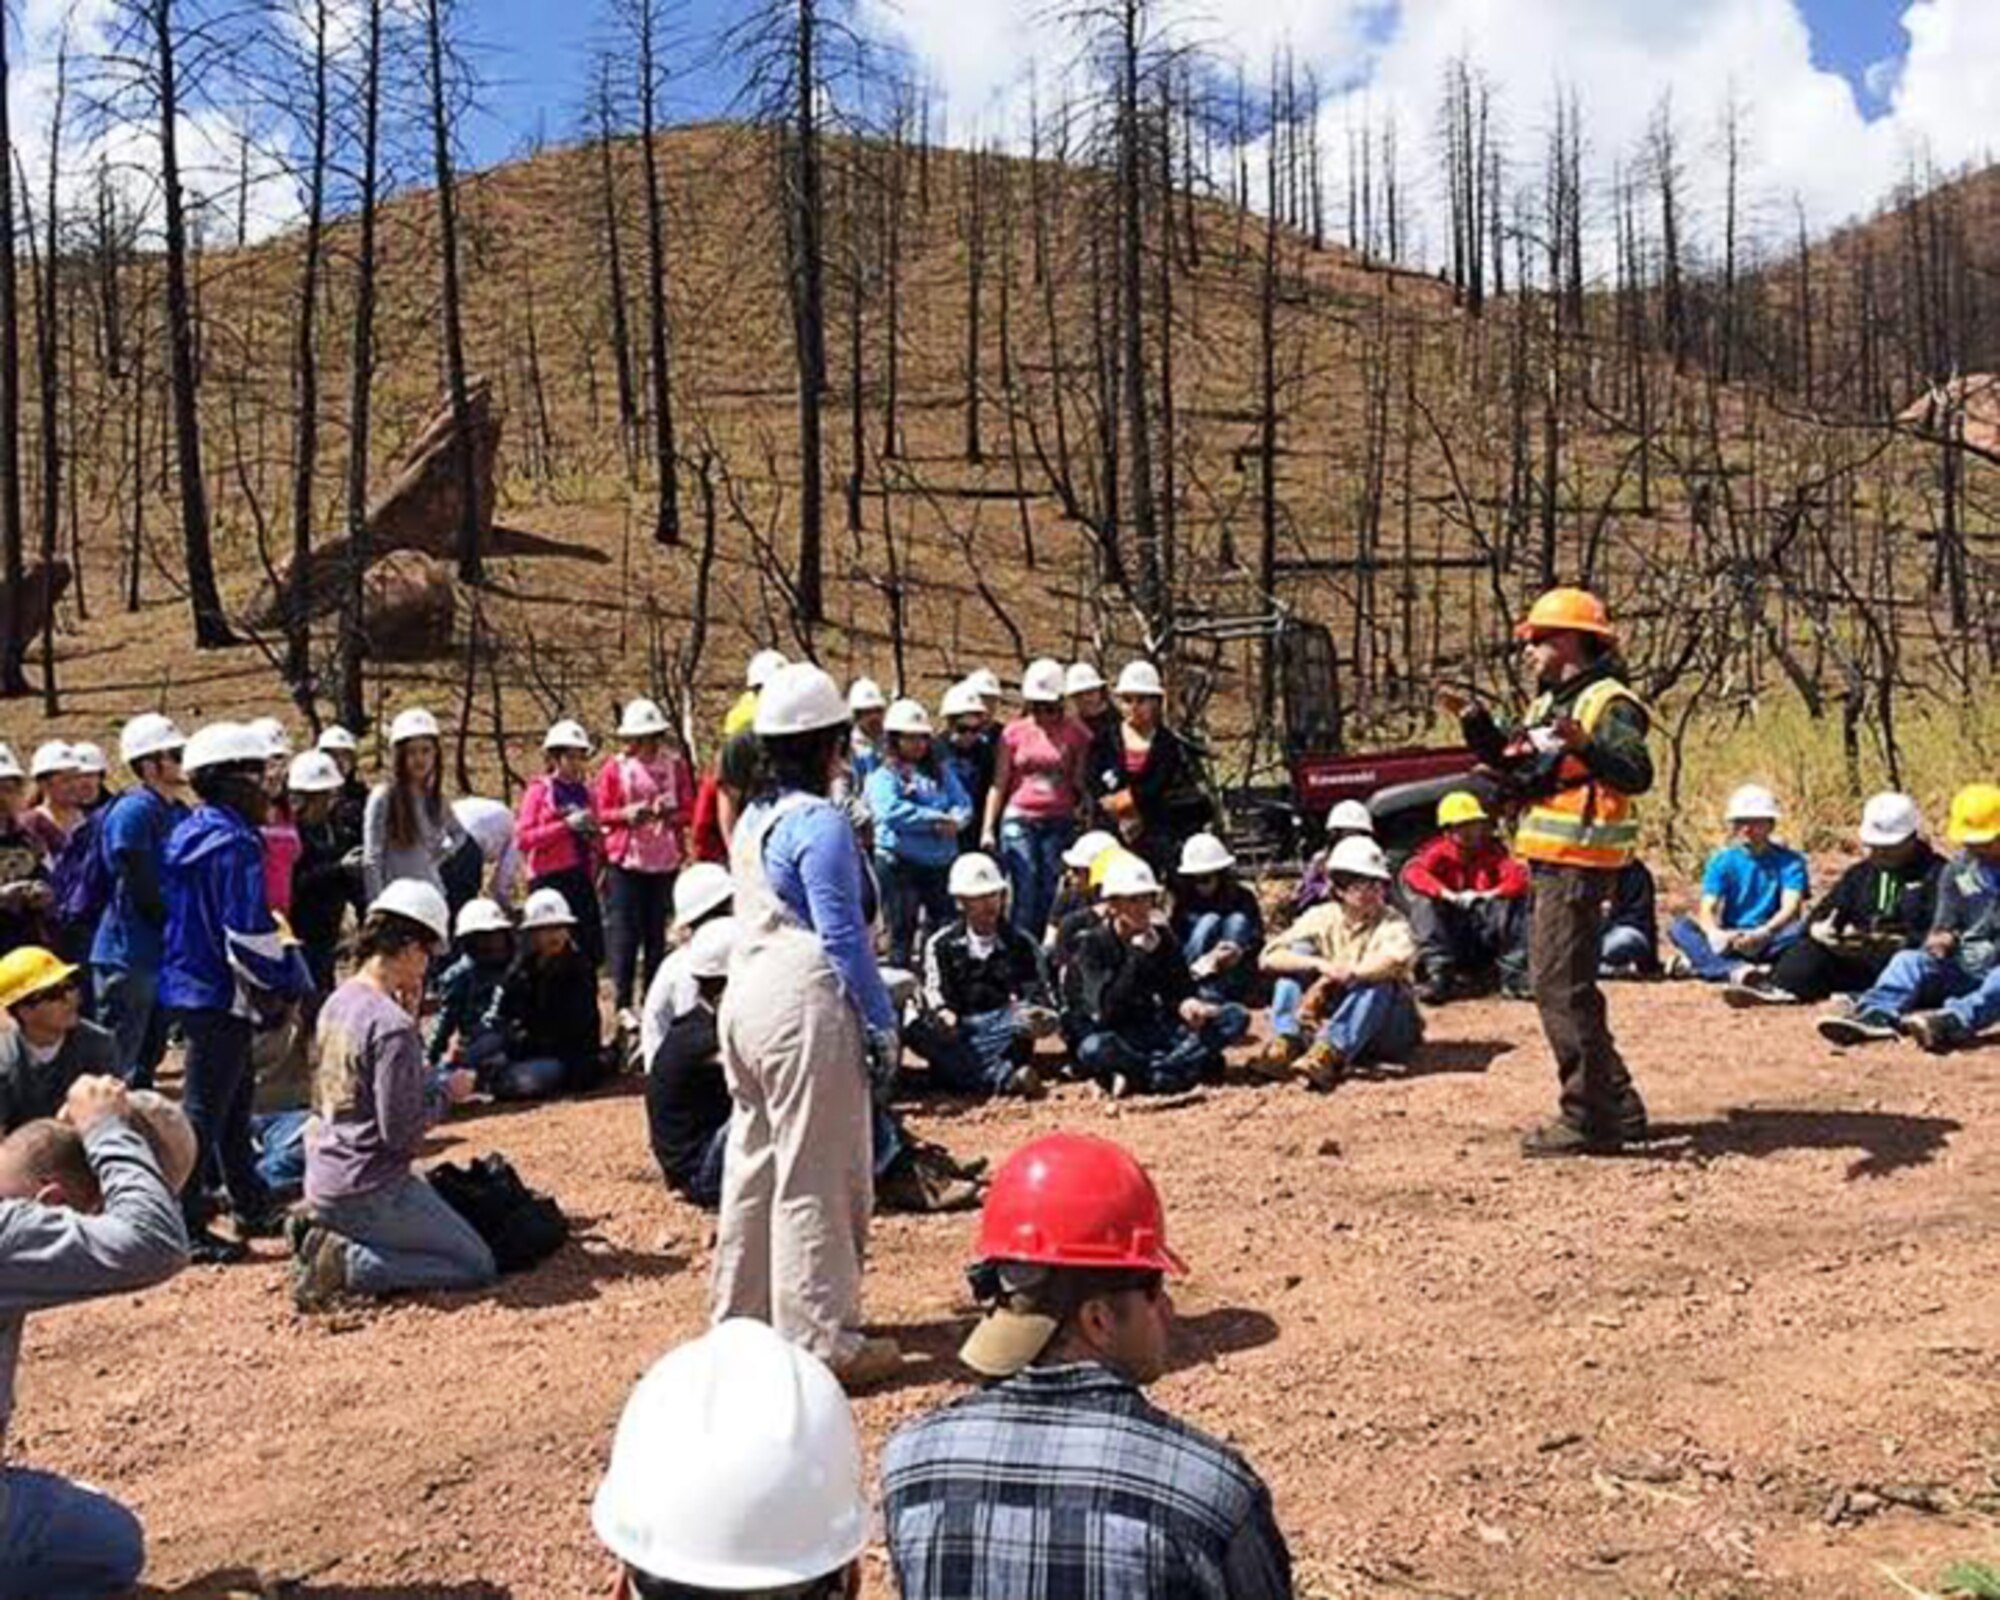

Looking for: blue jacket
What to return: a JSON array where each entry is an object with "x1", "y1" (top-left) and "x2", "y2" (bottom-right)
[
  {"x1": 867, "y1": 761, "x2": 971, "y2": 869},
  {"x1": 160, "y1": 805, "x2": 311, "y2": 1015}
]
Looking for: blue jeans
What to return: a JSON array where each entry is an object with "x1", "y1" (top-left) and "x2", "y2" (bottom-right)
[
  {"x1": 1076, "y1": 1005, "x2": 1249, "y2": 1094},
  {"x1": 909, "y1": 1007, "x2": 1030, "y2": 1095},
  {"x1": 1668, "y1": 916, "x2": 1805, "y2": 982},
  {"x1": 493, "y1": 1056, "x2": 567, "y2": 1101},
  {"x1": 876, "y1": 856, "x2": 955, "y2": 969},
  {"x1": 1313, "y1": 982, "x2": 1423, "y2": 1064},
  {"x1": 314, "y1": 1171, "x2": 497, "y2": 1296},
  {"x1": 872, "y1": 1104, "x2": 905, "y2": 1182},
  {"x1": 1181, "y1": 910, "x2": 1261, "y2": 1003},
  {"x1": 1000, "y1": 817, "x2": 1075, "y2": 940},
  {"x1": 177, "y1": 1009, "x2": 267, "y2": 1226},
  {"x1": 0, "y1": 1468, "x2": 145, "y2": 1600},
  {"x1": 253, "y1": 1109, "x2": 311, "y2": 1201},
  {"x1": 93, "y1": 963, "x2": 166, "y2": 1089},
  {"x1": 1856, "y1": 949, "x2": 2000, "y2": 1031},
  {"x1": 1600, "y1": 925, "x2": 1655, "y2": 974}
]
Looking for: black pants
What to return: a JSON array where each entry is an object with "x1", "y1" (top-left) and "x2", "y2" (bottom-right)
[
  {"x1": 1767, "y1": 939, "x2": 1893, "y2": 1003},
  {"x1": 605, "y1": 865, "x2": 674, "y2": 1010},
  {"x1": 1407, "y1": 894, "x2": 1529, "y2": 987},
  {"x1": 1530, "y1": 866, "x2": 1646, "y2": 1137},
  {"x1": 178, "y1": 1009, "x2": 267, "y2": 1227},
  {"x1": 533, "y1": 866, "x2": 605, "y2": 973}
]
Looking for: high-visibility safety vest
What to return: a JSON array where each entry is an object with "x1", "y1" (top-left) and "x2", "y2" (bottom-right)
[{"x1": 1513, "y1": 677, "x2": 1648, "y2": 871}]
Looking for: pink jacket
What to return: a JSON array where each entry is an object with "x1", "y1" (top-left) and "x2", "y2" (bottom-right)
[
  {"x1": 593, "y1": 751, "x2": 693, "y2": 874},
  {"x1": 515, "y1": 774, "x2": 598, "y2": 880}
]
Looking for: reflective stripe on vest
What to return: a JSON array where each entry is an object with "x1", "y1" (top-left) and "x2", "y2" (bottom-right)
[{"x1": 1515, "y1": 678, "x2": 1646, "y2": 870}]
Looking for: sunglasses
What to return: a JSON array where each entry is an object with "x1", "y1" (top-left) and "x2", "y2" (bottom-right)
[{"x1": 20, "y1": 978, "x2": 80, "y2": 1007}]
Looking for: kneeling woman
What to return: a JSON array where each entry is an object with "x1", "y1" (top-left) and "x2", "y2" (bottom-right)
[{"x1": 293, "y1": 880, "x2": 490, "y2": 1309}]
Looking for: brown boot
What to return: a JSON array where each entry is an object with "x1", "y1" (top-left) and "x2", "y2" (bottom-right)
[
  {"x1": 1248, "y1": 1034, "x2": 1300, "y2": 1082},
  {"x1": 1298, "y1": 1041, "x2": 1347, "y2": 1093},
  {"x1": 832, "y1": 1335, "x2": 905, "y2": 1392}
]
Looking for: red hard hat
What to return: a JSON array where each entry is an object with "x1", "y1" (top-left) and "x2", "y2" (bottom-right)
[{"x1": 974, "y1": 1133, "x2": 1188, "y2": 1275}]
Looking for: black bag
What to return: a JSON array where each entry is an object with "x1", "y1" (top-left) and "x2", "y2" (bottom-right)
[{"x1": 428, "y1": 1153, "x2": 569, "y2": 1274}]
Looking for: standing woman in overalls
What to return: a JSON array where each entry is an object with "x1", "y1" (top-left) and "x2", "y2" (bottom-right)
[{"x1": 713, "y1": 663, "x2": 904, "y2": 1390}]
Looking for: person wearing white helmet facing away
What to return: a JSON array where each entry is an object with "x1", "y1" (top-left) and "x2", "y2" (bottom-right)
[
  {"x1": 90, "y1": 714, "x2": 188, "y2": 1087},
  {"x1": 1726, "y1": 792, "x2": 1941, "y2": 1008},
  {"x1": 1171, "y1": 833, "x2": 1266, "y2": 1005},
  {"x1": 847, "y1": 677, "x2": 889, "y2": 781},
  {"x1": 361, "y1": 708, "x2": 466, "y2": 903},
  {"x1": 481, "y1": 887, "x2": 605, "y2": 1098},
  {"x1": 1663, "y1": 784, "x2": 1809, "y2": 984},
  {"x1": 981, "y1": 658, "x2": 1094, "y2": 943},
  {"x1": 645, "y1": 916, "x2": 743, "y2": 1207},
  {"x1": 905, "y1": 851, "x2": 1058, "y2": 1100},
  {"x1": 1289, "y1": 799, "x2": 1376, "y2": 916},
  {"x1": 514, "y1": 718, "x2": 606, "y2": 971},
  {"x1": 866, "y1": 698, "x2": 973, "y2": 968},
  {"x1": 1063, "y1": 851, "x2": 1249, "y2": 1097},
  {"x1": 1255, "y1": 835, "x2": 1422, "y2": 1091},
  {"x1": 594, "y1": 697, "x2": 695, "y2": 1018},
  {"x1": 161, "y1": 723, "x2": 315, "y2": 1263},
  {"x1": 1063, "y1": 660, "x2": 1118, "y2": 756},
  {"x1": 715, "y1": 661, "x2": 904, "y2": 1389},
  {"x1": 292, "y1": 879, "x2": 488, "y2": 1310},
  {"x1": 937, "y1": 679, "x2": 996, "y2": 853},
  {"x1": 284, "y1": 751, "x2": 353, "y2": 993},
  {"x1": 1085, "y1": 659, "x2": 1216, "y2": 879},
  {"x1": 592, "y1": 1318, "x2": 868, "y2": 1600},
  {"x1": 725, "y1": 648, "x2": 790, "y2": 740}
]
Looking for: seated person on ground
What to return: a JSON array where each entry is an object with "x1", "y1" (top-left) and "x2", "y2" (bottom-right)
[
  {"x1": 1044, "y1": 827, "x2": 1118, "y2": 950},
  {"x1": 1666, "y1": 785, "x2": 1809, "y2": 983},
  {"x1": 1399, "y1": 791, "x2": 1530, "y2": 1002},
  {"x1": 0, "y1": 1077, "x2": 193, "y2": 1600},
  {"x1": 882, "y1": 1132, "x2": 1293, "y2": 1600},
  {"x1": 1730, "y1": 792, "x2": 1939, "y2": 1008},
  {"x1": 638, "y1": 862, "x2": 735, "y2": 1076},
  {"x1": 294, "y1": 881, "x2": 490, "y2": 1310},
  {"x1": 645, "y1": 918, "x2": 741, "y2": 1210},
  {"x1": 1599, "y1": 860, "x2": 1661, "y2": 977},
  {"x1": 906, "y1": 852, "x2": 1059, "y2": 1101},
  {"x1": 427, "y1": 898, "x2": 516, "y2": 1080},
  {"x1": 1256, "y1": 835, "x2": 1422, "y2": 1094},
  {"x1": 485, "y1": 888, "x2": 607, "y2": 1098},
  {"x1": 1290, "y1": 799, "x2": 1376, "y2": 916},
  {"x1": 0, "y1": 946, "x2": 118, "y2": 1134},
  {"x1": 1819, "y1": 783, "x2": 2000, "y2": 1054},
  {"x1": 592, "y1": 1319, "x2": 868, "y2": 1600},
  {"x1": 1170, "y1": 832, "x2": 1265, "y2": 1004},
  {"x1": 1062, "y1": 853, "x2": 1248, "y2": 1097}
]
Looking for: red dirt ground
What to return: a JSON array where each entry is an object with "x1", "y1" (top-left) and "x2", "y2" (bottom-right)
[{"x1": 19, "y1": 982, "x2": 2000, "y2": 1599}]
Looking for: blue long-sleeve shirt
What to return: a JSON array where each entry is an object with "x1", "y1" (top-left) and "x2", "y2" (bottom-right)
[
  {"x1": 161, "y1": 804, "x2": 313, "y2": 1014},
  {"x1": 867, "y1": 761, "x2": 972, "y2": 869},
  {"x1": 761, "y1": 793, "x2": 897, "y2": 1033}
]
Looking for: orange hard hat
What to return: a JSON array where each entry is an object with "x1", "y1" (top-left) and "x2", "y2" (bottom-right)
[
  {"x1": 1515, "y1": 587, "x2": 1616, "y2": 642},
  {"x1": 973, "y1": 1133, "x2": 1188, "y2": 1275}
]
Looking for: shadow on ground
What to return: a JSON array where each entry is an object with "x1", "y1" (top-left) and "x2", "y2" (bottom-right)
[
  {"x1": 1642, "y1": 1107, "x2": 1961, "y2": 1180},
  {"x1": 152, "y1": 1574, "x2": 513, "y2": 1598}
]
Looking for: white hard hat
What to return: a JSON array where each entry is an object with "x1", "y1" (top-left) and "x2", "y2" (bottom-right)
[
  {"x1": 847, "y1": 677, "x2": 887, "y2": 713},
  {"x1": 120, "y1": 712, "x2": 186, "y2": 767},
  {"x1": 368, "y1": 878, "x2": 450, "y2": 944},
  {"x1": 883, "y1": 699, "x2": 933, "y2": 738},
  {"x1": 71, "y1": 742, "x2": 108, "y2": 776},
  {"x1": 1328, "y1": 835, "x2": 1392, "y2": 882},
  {"x1": 0, "y1": 743, "x2": 21, "y2": 782},
  {"x1": 940, "y1": 681, "x2": 987, "y2": 721},
  {"x1": 454, "y1": 897, "x2": 513, "y2": 940},
  {"x1": 966, "y1": 668, "x2": 1003, "y2": 700},
  {"x1": 247, "y1": 716, "x2": 291, "y2": 759},
  {"x1": 672, "y1": 862, "x2": 734, "y2": 930},
  {"x1": 1724, "y1": 783, "x2": 1781, "y2": 824},
  {"x1": 687, "y1": 916, "x2": 743, "y2": 981},
  {"x1": 286, "y1": 751, "x2": 344, "y2": 795},
  {"x1": 30, "y1": 741, "x2": 80, "y2": 779},
  {"x1": 1062, "y1": 829, "x2": 1119, "y2": 870},
  {"x1": 948, "y1": 852, "x2": 1008, "y2": 898},
  {"x1": 1858, "y1": 792, "x2": 1922, "y2": 849},
  {"x1": 543, "y1": 718, "x2": 593, "y2": 754},
  {"x1": 520, "y1": 887, "x2": 578, "y2": 930},
  {"x1": 746, "y1": 649, "x2": 789, "y2": 690},
  {"x1": 591, "y1": 1319, "x2": 868, "y2": 1590},
  {"x1": 1115, "y1": 660, "x2": 1165, "y2": 698},
  {"x1": 1100, "y1": 854, "x2": 1162, "y2": 899},
  {"x1": 1021, "y1": 658, "x2": 1066, "y2": 704},
  {"x1": 617, "y1": 698, "x2": 671, "y2": 740},
  {"x1": 183, "y1": 721, "x2": 272, "y2": 775},
  {"x1": 389, "y1": 707, "x2": 441, "y2": 745},
  {"x1": 1177, "y1": 832, "x2": 1236, "y2": 876},
  {"x1": 1325, "y1": 799, "x2": 1375, "y2": 835},
  {"x1": 754, "y1": 663, "x2": 849, "y2": 738},
  {"x1": 316, "y1": 723, "x2": 359, "y2": 755},
  {"x1": 1065, "y1": 662, "x2": 1106, "y2": 696}
]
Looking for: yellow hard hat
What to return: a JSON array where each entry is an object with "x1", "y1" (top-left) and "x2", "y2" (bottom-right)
[
  {"x1": 0, "y1": 946, "x2": 79, "y2": 1011},
  {"x1": 1089, "y1": 846, "x2": 1146, "y2": 894},
  {"x1": 1946, "y1": 783, "x2": 2000, "y2": 846},
  {"x1": 1515, "y1": 587, "x2": 1615, "y2": 642},
  {"x1": 1437, "y1": 791, "x2": 1489, "y2": 828}
]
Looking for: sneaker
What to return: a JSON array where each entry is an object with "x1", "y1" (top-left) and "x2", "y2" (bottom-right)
[
  {"x1": 1005, "y1": 1065, "x2": 1048, "y2": 1100},
  {"x1": 832, "y1": 1335, "x2": 905, "y2": 1392},
  {"x1": 1903, "y1": 1010, "x2": 1968, "y2": 1054},
  {"x1": 188, "y1": 1227, "x2": 250, "y2": 1266},
  {"x1": 1816, "y1": 1009, "x2": 1899, "y2": 1046},
  {"x1": 1723, "y1": 975, "x2": 1797, "y2": 1009},
  {"x1": 1662, "y1": 950, "x2": 1693, "y2": 980},
  {"x1": 1298, "y1": 1041, "x2": 1347, "y2": 1094},
  {"x1": 1520, "y1": 1120, "x2": 1625, "y2": 1159},
  {"x1": 1247, "y1": 1034, "x2": 1300, "y2": 1082},
  {"x1": 290, "y1": 1227, "x2": 349, "y2": 1312}
]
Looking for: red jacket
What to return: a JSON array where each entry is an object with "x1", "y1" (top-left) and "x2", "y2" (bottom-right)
[{"x1": 1401, "y1": 833, "x2": 1530, "y2": 901}]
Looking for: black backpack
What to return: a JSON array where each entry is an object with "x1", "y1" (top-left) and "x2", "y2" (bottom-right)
[{"x1": 428, "y1": 1153, "x2": 569, "y2": 1274}]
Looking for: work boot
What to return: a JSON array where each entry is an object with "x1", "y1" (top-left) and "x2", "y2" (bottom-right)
[
  {"x1": 1248, "y1": 1034, "x2": 1300, "y2": 1082},
  {"x1": 1298, "y1": 1041, "x2": 1347, "y2": 1094},
  {"x1": 877, "y1": 1152, "x2": 981, "y2": 1215},
  {"x1": 1816, "y1": 1007, "x2": 1899, "y2": 1046},
  {"x1": 1416, "y1": 971, "x2": 1455, "y2": 1006},
  {"x1": 832, "y1": 1335, "x2": 905, "y2": 1393},
  {"x1": 1520, "y1": 1120, "x2": 1625, "y2": 1159},
  {"x1": 290, "y1": 1227, "x2": 349, "y2": 1313},
  {"x1": 1903, "y1": 1010, "x2": 1969, "y2": 1054},
  {"x1": 907, "y1": 1137, "x2": 988, "y2": 1183},
  {"x1": 1005, "y1": 1064, "x2": 1048, "y2": 1100},
  {"x1": 188, "y1": 1227, "x2": 250, "y2": 1267}
]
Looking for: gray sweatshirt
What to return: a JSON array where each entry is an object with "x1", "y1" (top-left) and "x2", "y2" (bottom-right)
[
  {"x1": 0, "y1": 1117, "x2": 189, "y2": 1501},
  {"x1": 361, "y1": 785, "x2": 465, "y2": 902}
]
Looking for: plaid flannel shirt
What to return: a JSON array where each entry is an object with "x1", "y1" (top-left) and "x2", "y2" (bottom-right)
[{"x1": 881, "y1": 1362, "x2": 1294, "y2": 1600}]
